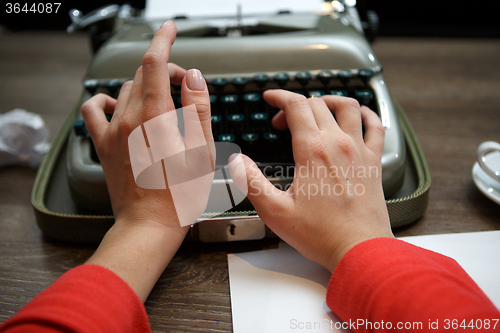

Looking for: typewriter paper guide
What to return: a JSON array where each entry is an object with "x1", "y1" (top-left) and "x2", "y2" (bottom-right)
[{"x1": 85, "y1": 15, "x2": 381, "y2": 80}]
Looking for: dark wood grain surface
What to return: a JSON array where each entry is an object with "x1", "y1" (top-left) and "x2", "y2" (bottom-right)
[{"x1": 0, "y1": 30, "x2": 499, "y2": 332}]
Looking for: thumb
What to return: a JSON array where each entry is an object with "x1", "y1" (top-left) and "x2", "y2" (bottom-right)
[{"x1": 229, "y1": 154, "x2": 292, "y2": 220}]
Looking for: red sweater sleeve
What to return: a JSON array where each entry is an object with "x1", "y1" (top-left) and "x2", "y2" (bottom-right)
[
  {"x1": 327, "y1": 238, "x2": 500, "y2": 332},
  {"x1": 0, "y1": 265, "x2": 150, "y2": 333}
]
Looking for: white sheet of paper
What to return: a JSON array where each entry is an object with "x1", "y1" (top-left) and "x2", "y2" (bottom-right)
[
  {"x1": 144, "y1": 0, "x2": 324, "y2": 20},
  {"x1": 228, "y1": 231, "x2": 500, "y2": 333}
]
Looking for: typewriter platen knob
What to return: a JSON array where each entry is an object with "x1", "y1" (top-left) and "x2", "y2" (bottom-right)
[
  {"x1": 211, "y1": 78, "x2": 228, "y2": 92},
  {"x1": 232, "y1": 77, "x2": 249, "y2": 91},
  {"x1": 317, "y1": 71, "x2": 333, "y2": 86},
  {"x1": 358, "y1": 69, "x2": 374, "y2": 85},
  {"x1": 274, "y1": 73, "x2": 290, "y2": 88},
  {"x1": 253, "y1": 74, "x2": 269, "y2": 88},
  {"x1": 83, "y1": 79, "x2": 99, "y2": 95},
  {"x1": 337, "y1": 70, "x2": 354, "y2": 85},
  {"x1": 295, "y1": 71, "x2": 312, "y2": 87}
]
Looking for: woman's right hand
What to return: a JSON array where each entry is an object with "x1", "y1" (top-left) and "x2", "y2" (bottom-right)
[{"x1": 230, "y1": 90, "x2": 394, "y2": 273}]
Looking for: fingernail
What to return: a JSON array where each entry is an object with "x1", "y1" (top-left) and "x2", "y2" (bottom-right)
[
  {"x1": 229, "y1": 153, "x2": 243, "y2": 165},
  {"x1": 161, "y1": 20, "x2": 173, "y2": 27},
  {"x1": 186, "y1": 68, "x2": 205, "y2": 92}
]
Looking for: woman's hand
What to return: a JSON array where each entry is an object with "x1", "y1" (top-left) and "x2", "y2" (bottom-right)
[
  {"x1": 81, "y1": 21, "x2": 213, "y2": 302},
  {"x1": 230, "y1": 90, "x2": 394, "y2": 273}
]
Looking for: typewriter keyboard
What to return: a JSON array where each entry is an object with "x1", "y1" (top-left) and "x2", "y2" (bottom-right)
[{"x1": 75, "y1": 69, "x2": 377, "y2": 171}]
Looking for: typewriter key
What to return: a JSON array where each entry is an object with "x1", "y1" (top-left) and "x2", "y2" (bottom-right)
[
  {"x1": 211, "y1": 78, "x2": 228, "y2": 92},
  {"x1": 253, "y1": 74, "x2": 269, "y2": 88},
  {"x1": 354, "y1": 90, "x2": 374, "y2": 106},
  {"x1": 330, "y1": 90, "x2": 348, "y2": 97},
  {"x1": 309, "y1": 90, "x2": 325, "y2": 98},
  {"x1": 232, "y1": 77, "x2": 249, "y2": 91},
  {"x1": 83, "y1": 79, "x2": 99, "y2": 95},
  {"x1": 317, "y1": 71, "x2": 334, "y2": 86},
  {"x1": 295, "y1": 71, "x2": 312, "y2": 87},
  {"x1": 274, "y1": 73, "x2": 290, "y2": 88},
  {"x1": 337, "y1": 70, "x2": 353, "y2": 85},
  {"x1": 358, "y1": 69, "x2": 374, "y2": 85}
]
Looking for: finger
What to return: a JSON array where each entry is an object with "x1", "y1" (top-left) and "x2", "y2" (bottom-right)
[
  {"x1": 263, "y1": 90, "x2": 319, "y2": 137},
  {"x1": 360, "y1": 106, "x2": 385, "y2": 156},
  {"x1": 271, "y1": 110, "x2": 288, "y2": 131},
  {"x1": 307, "y1": 97, "x2": 338, "y2": 132},
  {"x1": 80, "y1": 94, "x2": 117, "y2": 143},
  {"x1": 169, "y1": 63, "x2": 187, "y2": 86},
  {"x1": 121, "y1": 66, "x2": 144, "y2": 119},
  {"x1": 181, "y1": 69, "x2": 213, "y2": 150},
  {"x1": 141, "y1": 21, "x2": 177, "y2": 111},
  {"x1": 229, "y1": 154, "x2": 293, "y2": 220},
  {"x1": 321, "y1": 96, "x2": 362, "y2": 137},
  {"x1": 112, "y1": 80, "x2": 133, "y2": 120}
]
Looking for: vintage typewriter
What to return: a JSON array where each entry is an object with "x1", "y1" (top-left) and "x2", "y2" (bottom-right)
[{"x1": 32, "y1": 1, "x2": 430, "y2": 243}]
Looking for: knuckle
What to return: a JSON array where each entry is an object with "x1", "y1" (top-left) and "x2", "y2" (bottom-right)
[
  {"x1": 308, "y1": 96, "x2": 327, "y2": 108},
  {"x1": 286, "y1": 94, "x2": 308, "y2": 109},
  {"x1": 373, "y1": 123, "x2": 386, "y2": 136},
  {"x1": 80, "y1": 101, "x2": 92, "y2": 117},
  {"x1": 142, "y1": 51, "x2": 163, "y2": 69},
  {"x1": 195, "y1": 103, "x2": 211, "y2": 123},
  {"x1": 116, "y1": 117, "x2": 136, "y2": 135},
  {"x1": 336, "y1": 136, "x2": 356, "y2": 158},
  {"x1": 307, "y1": 133, "x2": 329, "y2": 160},
  {"x1": 344, "y1": 97, "x2": 361, "y2": 109}
]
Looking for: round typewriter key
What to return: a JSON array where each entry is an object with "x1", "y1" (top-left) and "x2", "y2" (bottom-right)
[
  {"x1": 295, "y1": 71, "x2": 312, "y2": 86},
  {"x1": 253, "y1": 74, "x2": 269, "y2": 88},
  {"x1": 227, "y1": 114, "x2": 245, "y2": 122},
  {"x1": 218, "y1": 134, "x2": 236, "y2": 142},
  {"x1": 330, "y1": 89, "x2": 348, "y2": 97},
  {"x1": 221, "y1": 94, "x2": 238, "y2": 104},
  {"x1": 358, "y1": 69, "x2": 374, "y2": 85},
  {"x1": 243, "y1": 93, "x2": 261, "y2": 103},
  {"x1": 242, "y1": 133, "x2": 259, "y2": 142},
  {"x1": 83, "y1": 79, "x2": 99, "y2": 95},
  {"x1": 264, "y1": 132, "x2": 279, "y2": 141},
  {"x1": 309, "y1": 90, "x2": 325, "y2": 98},
  {"x1": 251, "y1": 113, "x2": 268, "y2": 121},
  {"x1": 232, "y1": 77, "x2": 249, "y2": 91},
  {"x1": 354, "y1": 90, "x2": 374, "y2": 105},
  {"x1": 73, "y1": 119, "x2": 88, "y2": 136},
  {"x1": 211, "y1": 115, "x2": 222, "y2": 123},
  {"x1": 337, "y1": 70, "x2": 354, "y2": 85},
  {"x1": 103, "y1": 79, "x2": 122, "y2": 96},
  {"x1": 211, "y1": 78, "x2": 228, "y2": 91},
  {"x1": 317, "y1": 70, "x2": 334, "y2": 86},
  {"x1": 274, "y1": 73, "x2": 290, "y2": 88}
]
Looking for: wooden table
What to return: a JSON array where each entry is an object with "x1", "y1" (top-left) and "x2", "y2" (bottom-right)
[{"x1": 1, "y1": 30, "x2": 499, "y2": 332}]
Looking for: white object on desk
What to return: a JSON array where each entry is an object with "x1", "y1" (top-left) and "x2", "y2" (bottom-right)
[
  {"x1": 228, "y1": 231, "x2": 500, "y2": 333},
  {"x1": 144, "y1": 0, "x2": 325, "y2": 20}
]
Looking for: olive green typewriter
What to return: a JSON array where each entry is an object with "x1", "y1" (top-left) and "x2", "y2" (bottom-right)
[{"x1": 32, "y1": 1, "x2": 430, "y2": 243}]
